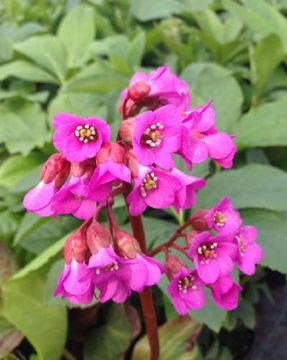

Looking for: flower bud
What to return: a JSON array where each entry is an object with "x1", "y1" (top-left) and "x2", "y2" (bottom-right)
[
  {"x1": 119, "y1": 119, "x2": 134, "y2": 144},
  {"x1": 128, "y1": 81, "x2": 150, "y2": 101},
  {"x1": 70, "y1": 158, "x2": 96, "y2": 178},
  {"x1": 64, "y1": 229, "x2": 89, "y2": 264},
  {"x1": 86, "y1": 221, "x2": 112, "y2": 254},
  {"x1": 190, "y1": 209, "x2": 209, "y2": 231},
  {"x1": 41, "y1": 153, "x2": 70, "y2": 189},
  {"x1": 165, "y1": 256, "x2": 185, "y2": 277},
  {"x1": 115, "y1": 228, "x2": 140, "y2": 259},
  {"x1": 96, "y1": 142, "x2": 126, "y2": 165},
  {"x1": 185, "y1": 230, "x2": 198, "y2": 247}
]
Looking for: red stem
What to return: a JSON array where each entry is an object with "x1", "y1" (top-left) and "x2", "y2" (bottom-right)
[
  {"x1": 129, "y1": 214, "x2": 160, "y2": 360},
  {"x1": 149, "y1": 221, "x2": 192, "y2": 256}
]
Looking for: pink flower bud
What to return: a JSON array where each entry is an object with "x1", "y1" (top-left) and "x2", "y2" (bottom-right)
[
  {"x1": 165, "y1": 256, "x2": 185, "y2": 277},
  {"x1": 115, "y1": 228, "x2": 140, "y2": 259},
  {"x1": 128, "y1": 81, "x2": 151, "y2": 101},
  {"x1": 41, "y1": 153, "x2": 70, "y2": 185},
  {"x1": 64, "y1": 229, "x2": 89, "y2": 264},
  {"x1": 86, "y1": 221, "x2": 112, "y2": 254},
  {"x1": 190, "y1": 209, "x2": 209, "y2": 231},
  {"x1": 119, "y1": 119, "x2": 134, "y2": 144},
  {"x1": 96, "y1": 142, "x2": 126, "y2": 164},
  {"x1": 70, "y1": 158, "x2": 96, "y2": 178}
]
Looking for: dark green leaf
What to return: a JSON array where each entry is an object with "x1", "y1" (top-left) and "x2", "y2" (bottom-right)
[{"x1": 197, "y1": 164, "x2": 287, "y2": 212}]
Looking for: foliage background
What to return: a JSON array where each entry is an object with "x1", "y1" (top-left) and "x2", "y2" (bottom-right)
[{"x1": 0, "y1": 0, "x2": 287, "y2": 359}]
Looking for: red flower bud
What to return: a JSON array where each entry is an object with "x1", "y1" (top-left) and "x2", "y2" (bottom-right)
[
  {"x1": 165, "y1": 256, "x2": 185, "y2": 277},
  {"x1": 64, "y1": 229, "x2": 89, "y2": 264},
  {"x1": 86, "y1": 220, "x2": 112, "y2": 254},
  {"x1": 190, "y1": 209, "x2": 209, "y2": 231},
  {"x1": 41, "y1": 153, "x2": 70, "y2": 188},
  {"x1": 128, "y1": 81, "x2": 150, "y2": 101},
  {"x1": 96, "y1": 142, "x2": 126, "y2": 165},
  {"x1": 119, "y1": 119, "x2": 134, "y2": 144},
  {"x1": 115, "y1": 228, "x2": 140, "y2": 259}
]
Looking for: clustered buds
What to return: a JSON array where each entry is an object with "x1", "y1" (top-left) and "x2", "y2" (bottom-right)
[{"x1": 23, "y1": 65, "x2": 262, "y2": 315}]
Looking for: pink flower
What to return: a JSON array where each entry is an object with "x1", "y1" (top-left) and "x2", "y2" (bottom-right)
[
  {"x1": 171, "y1": 168, "x2": 206, "y2": 211},
  {"x1": 132, "y1": 105, "x2": 182, "y2": 169},
  {"x1": 126, "y1": 165, "x2": 183, "y2": 216},
  {"x1": 51, "y1": 176, "x2": 97, "y2": 220},
  {"x1": 23, "y1": 153, "x2": 70, "y2": 215},
  {"x1": 53, "y1": 113, "x2": 111, "y2": 162},
  {"x1": 120, "y1": 66, "x2": 190, "y2": 118},
  {"x1": 54, "y1": 229, "x2": 94, "y2": 305},
  {"x1": 180, "y1": 103, "x2": 236, "y2": 169},
  {"x1": 87, "y1": 161, "x2": 130, "y2": 202},
  {"x1": 234, "y1": 226, "x2": 263, "y2": 275},
  {"x1": 206, "y1": 196, "x2": 242, "y2": 234},
  {"x1": 188, "y1": 232, "x2": 238, "y2": 284},
  {"x1": 168, "y1": 268, "x2": 205, "y2": 315},
  {"x1": 54, "y1": 260, "x2": 94, "y2": 304},
  {"x1": 210, "y1": 276, "x2": 242, "y2": 310}
]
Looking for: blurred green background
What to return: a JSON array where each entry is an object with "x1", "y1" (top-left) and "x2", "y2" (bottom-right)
[{"x1": 0, "y1": 0, "x2": 287, "y2": 359}]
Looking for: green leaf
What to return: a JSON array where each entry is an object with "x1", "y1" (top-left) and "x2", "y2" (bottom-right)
[
  {"x1": 197, "y1": 164, "x2": 287, "y2": 212},
  {"x1": 224, "y1": 0, "x2": 287, "y2": 53},
  {"x1": 58, "y1": 5, "x2": 95, "y2": 68},
  {"x1": 130, "y1": 0, "x2": 185, "y2": 21},
  {"x1": 16, "y1": 216, "x2": 80, "y2": 255},
  {"x1": 127, "y1": 32, "x2": 145, "y2": 68},
  {"x1": 14, "y1": 35, "x2": 67, "y2": 84},
  {"x1": 12, "y1": 236, "x2": 66, "y2": 280},
  {"x1": 0, "y1": 102, "x2": 48, "y2": 155},
  {"x1": 0, "y1": 60, "x2": 58, "y2": 83},
  {"x1": 0, "y1": 154, "x2": 42, "y2": 188},
  {"x1": 235, "y1": 299, "x2": 256, "y2": 329},
  {"x1": 241, "y1": 209, "x2": 287, "y2": 273},
  {"x1": 84, "y1": 304, "x2": 132, "y2": 360},
  {"x1": 251, "y1": 34, "x2": 284, "y2": 98},
  {"x1": 191, "y1": 293, "x2": 226, "y2": 333},
  {"x1": 2, "y1": 270, "x2": 67, "y2": 360},
  {"x1": 181, "y1": 63, "x2": 243, "y2": 132},
  {"x1": 48, "y1": 92, "x2": 107, "y2": 119},
  {"x1": 132, "y1": 316, "x2": 201, "y2": 359},
  {"x1": 235, "y1": 98, "x2": 287, "y2": 149}
]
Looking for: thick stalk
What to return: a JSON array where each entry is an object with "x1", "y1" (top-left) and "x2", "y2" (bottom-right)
[{"x1": 129, "y1": 214, "x2": 160, "y2": 360}]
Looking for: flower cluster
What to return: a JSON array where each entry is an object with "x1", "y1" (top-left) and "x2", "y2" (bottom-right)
[{"x1": 23, "y1": 65, "x2": 262, "y2": 315}]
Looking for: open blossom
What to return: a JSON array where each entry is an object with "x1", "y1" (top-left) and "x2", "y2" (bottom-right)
[
  {"x1": 171, "y1": 168, "x2": 206, "y2": 211},
  {"x1": 180, "y1": 103, "x2": 236, "y2": 169},
  {"x1": 53, "y1": 113, "x2": 111, "y2": 162},
  {"x1": 54, "y1": 230, "x2": 94, "y2": 304},
  {"x1": 168, "y1": 267, "x2": 205, "y2": 315},
  {"x1": 120, "y1": 66, "x2": 190, "y2": 117},
  {"x1": 210, "y1": 276, "x2": 242, "y2": 310},
  {"x1": 126, "y1": 165, "x2": 184, "y2": 216},
  {"x1": 23, "y1": 153, "x2": 70, "y2": 215},
  {"x1": 205, "y1": 196, "x2": 242, "y2": 234},
  {"x1": 188, "y1": 232, "x2": 238, "y2": 284},
  {"x1": 131, "y1": 105, "x2": 182, "y2": 169},
  {"x1": 234, "y1": 226, "x2": 263, "y2": 275}
]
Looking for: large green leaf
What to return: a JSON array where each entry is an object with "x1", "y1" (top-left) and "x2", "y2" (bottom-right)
[
  {"x1": 0, "y1": 60, "x2": 58, "y2": 83},
  {"x1": 84, "y1": 304, "x2": 132, "y2": 360},
  {"x1": 58, "y1": 5, "x2": 95, "y2": 68},
  {"x1": 0, "y1": 102, "x2": 49, "y2": 155},
  {"x1": 197, "y1": 164, "x2": 287, "y2": 212},
  {"x1": 2, "y1": 270, "x2": 67, "y2": 360},
  {"x1": 235, "y1": 98, "x2": 287, "y2": 149},
  {"x1": 130, "y1": 0, "x2": 185, "y2": 21},
  {"x1": 14, "y1": 35, "x2": 67, "y2": 84},
  {"x1": 224, "y1": 0, "x2": 287, "y2": 53},
  {"x1": 181, "y1": 63, "x2": 243, "y2": 132},
  {"x1": 0, "y1": 154, "x2": 43, "y2": 188},
  {"x1": 241, "y1": 209, "x2": 287, "y2": 274},
  {"x1": 250, "y1": 34, "x2": 284, "y2": 99},
  {"x1": 132, "y1": 316, "x2": 201, "y2": 359}
]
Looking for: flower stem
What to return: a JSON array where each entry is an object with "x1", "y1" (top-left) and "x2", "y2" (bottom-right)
[{"x1": 129, "y1": 214, "x2": 160, "y2": 360}]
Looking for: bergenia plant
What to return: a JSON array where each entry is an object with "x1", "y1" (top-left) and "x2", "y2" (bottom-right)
[{"x1": 23, "y1": 65, "x2": 263, "y2": 358}]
